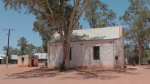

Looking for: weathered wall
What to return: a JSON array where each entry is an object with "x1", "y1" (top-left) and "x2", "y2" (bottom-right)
[
  {"x1": 18, "y1": 55, "x2": 38, "y2": 67},
  {"x1": 114, "y1": 26, "x2": 124, "y2": 68},
  {"x1": 48, "y1": 39, "x2": 124, "y2": 69},
  {"x1": 47, "y1": 26, "x2": 124, "y2": 69},
  {"x1": 28, "y1": 55, "x2": 38, "y2": 67},
  {"x1": 18, "y1": 55, "x2": 29, "y2": 67}
]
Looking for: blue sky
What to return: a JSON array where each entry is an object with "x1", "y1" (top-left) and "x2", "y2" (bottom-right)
[{"x1": 0, "y1": 0, "x2": 130, "y2": 54}]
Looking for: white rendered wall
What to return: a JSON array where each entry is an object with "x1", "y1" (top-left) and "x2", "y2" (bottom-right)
[{"x1": 48, "y1": 39, "x2": 124, "y2": 68}]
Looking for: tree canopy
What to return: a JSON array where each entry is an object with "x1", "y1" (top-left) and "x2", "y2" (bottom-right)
[
  {"x1": 33, "y1": 15, "x2": 56, "y2": 52},
  {"x1": 2, "y1": 0, "x2": 90, "y2": 71},
  {"x1": 84, "y1": 0, "x2": 116, "y2": 28},
  {"x1": 3, "y1": 46, "x2": 18, "y2": 55},
  {"x1": 120, "y1": 0, "x2": 150, "y2": 65},
  {"x1": 17, "y1": 37, "x2": 28, "y2": 55}
]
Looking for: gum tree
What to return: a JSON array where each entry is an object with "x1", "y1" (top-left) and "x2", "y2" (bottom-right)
[
  {"x1": 2, "y1": 0, "x2": 90, "y2": 70},
  {"x1": 120, "y1": 0, "x2": 150, "y2": 65},
  {"x1": 84, "y1": 0, "x2": 116, "y2": 28}
]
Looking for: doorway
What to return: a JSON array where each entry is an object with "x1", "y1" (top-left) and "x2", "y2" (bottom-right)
[{"x1": 31, "y1": 57, "x2": 34, "y2": 67}]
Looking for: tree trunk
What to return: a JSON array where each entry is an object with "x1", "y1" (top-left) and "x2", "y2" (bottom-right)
[
  {"x1": 60, "y1": 36, "x2": 70, "y2": 71},
  {"x1": 138, "y1": 44, "x2": 142, "y2": 65}
]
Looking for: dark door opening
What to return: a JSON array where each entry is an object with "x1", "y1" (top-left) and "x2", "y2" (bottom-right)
[
  {"x1": 22, "y1": 57, "x2": 24, "y2": 64},
  {"x1": 31, "y1": 57, "x2": 34, "y2": 67}
]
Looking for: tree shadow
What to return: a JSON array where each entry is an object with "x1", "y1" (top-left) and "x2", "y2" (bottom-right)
[
  {"x1": 73, "y1": 68, "x2": 141, "y2": 80},
  {"x1": 5, "y1": 68, "x2": 141, "y2": 80},
  {"x1": 51, "y1": 33, "x2": 105, "y2": 43},
  {"x1": 5, "y1": 68, "x2": 61, "y2": 79}
]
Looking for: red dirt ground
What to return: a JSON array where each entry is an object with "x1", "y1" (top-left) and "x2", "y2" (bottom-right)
[{"x1": 0, "y1": 64, "x2": 150, "y2": 84}]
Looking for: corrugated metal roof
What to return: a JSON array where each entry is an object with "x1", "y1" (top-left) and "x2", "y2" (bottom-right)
[
  {"x1": 0, "y1": 57, "x2": 3, "y2": 59},
  {"x1": 11, "y1": 53, "x2": 47, "y2": 60},
  {"x1": 0, "y1": 54, "x2": 5, "y2": 59},
  {"x1": 34, "y1": 53, "x2": 47, "y2": 59},
  {"x1": 11, "y1": 55, "x2": 18, "y2": 60},
  {"x1": 51, "y1": 26, "x2": 121, "y2": 42}
]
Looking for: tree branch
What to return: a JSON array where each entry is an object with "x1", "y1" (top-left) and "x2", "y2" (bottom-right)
[
  {"x1": 68, "y1": 0, "x2": 80, "y2": 30},
  {"x1": 144, "y1": 37, "x2": 150, "y2": 41},
  {"x1": 72, "y1": 0, "x2": 90, "y2": 29},
  {"x1": 45, "y1": 0, "x2": 60, "y2": 28}
]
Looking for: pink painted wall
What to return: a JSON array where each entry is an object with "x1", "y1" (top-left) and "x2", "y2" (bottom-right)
[{"x1": 18, "y1": 55, "x2": 38, "y2": 67}]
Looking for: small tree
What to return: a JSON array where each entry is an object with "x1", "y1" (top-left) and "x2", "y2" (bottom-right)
[
  {"x1": 3, "y1": 46, "x2": 18, "y2": 55},
  {"x1": 2, "y1": 46, "x2": 18, "y2": 63},
  {"x1": 17, "y1": 37, "x2": 28, "y2": 55}
]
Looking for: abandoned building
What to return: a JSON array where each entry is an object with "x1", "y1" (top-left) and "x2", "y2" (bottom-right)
[
  {"x1": 18, "y1": 55, "x2": 38, "y2": 67},
  {"x1": 47, "y1": 26, "x2": 124, "y2": 69}
]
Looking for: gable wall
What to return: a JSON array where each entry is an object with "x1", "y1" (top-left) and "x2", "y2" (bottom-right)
[{"x1": 114, "y1": 26, "x2": 124, "y2": 67}]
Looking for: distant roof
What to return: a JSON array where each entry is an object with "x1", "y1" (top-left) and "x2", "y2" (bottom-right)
[
  {"x1": 0, "y1": 54, "x2": 5, "y2": 56},
  {"x1": 34, "y1": 53, "x2": 47, "y2": 59},
  {"x1": 51, "y1": 26, "x2": 122, "y2": 43},
  {"x1": 0, "y1": 54, "x2": 5, "y2": 59},
  {"x1": 11, "y1": 55, "x2": 18, "y2": 60},
  {"x1": 0, "y1": 56, "x2": 3, "y2": 59}
]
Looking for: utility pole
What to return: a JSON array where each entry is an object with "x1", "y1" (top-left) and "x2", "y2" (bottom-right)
[{"x1": 3, "y1": 29, "x2": 15, "y2": 68}]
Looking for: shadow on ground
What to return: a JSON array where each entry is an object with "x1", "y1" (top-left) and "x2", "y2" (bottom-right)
[
  {"x1": 73, "y1": 69, "x2": 140, "y2": 80},
  {"x1": 6, "y1": 68, "x2": 60, "y2": 79},
  {"x1": 6, "y1": 68, "x2": 141, "y2": 80}
]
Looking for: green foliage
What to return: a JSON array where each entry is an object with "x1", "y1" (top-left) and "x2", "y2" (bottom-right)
[
  {"x1": 35, "y1": 46, "x2": 44, "y2": 53},
  {"x1": 84, "y1": 0, "x2": 116, "y2": 28},
  {"x1": 33, "y1": 11, "x2": 81, "y2": 52},
  {"x1": 124, "y1": 43, "x2": 138, "y2": 64},
  {"x1": 17, "y1": 37, "x2": 44, "y2": 55},
  {"x1": 2, "y1": 46, "x2": 13, "y2": 63},
  {"x1": 33, "y1": 15, "x2": 56, "y2": 52},
  {"x1": 120, "y1": 0, "x2": 150, "y2": 25},
  {"x1": 8, "y1": 54, "x2": 12, "y2": 63},
  {"x1": 3, "y1": 46, "x2": 19, "y2": 55},
  {"x1": 120, "y1": 0, "x2": 150, "y2": 65},
  {"x1": 17, "y1": 37, "x2": 28, "y2": 55},
  {"x1": 2, "y1": 0, "x2": 75, "y2": 25},
  {"x1": 142, "y1": 49, "x2": 150, "y2": 64},
  {"x1": 2, "y1": 0, "x2": 90, "y2": 70},
  {"x1": 24, "y1": 44, "x2": 36, "y2": 55}
]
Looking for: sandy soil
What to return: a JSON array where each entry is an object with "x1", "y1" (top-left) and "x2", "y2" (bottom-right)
[{"x1": 0, "y1": 64, "x2": 150, "y2": 84}]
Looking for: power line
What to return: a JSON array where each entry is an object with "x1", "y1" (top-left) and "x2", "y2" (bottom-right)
[{"x1": 3, "y1": 29, "x2": 15, "y2": 68}]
